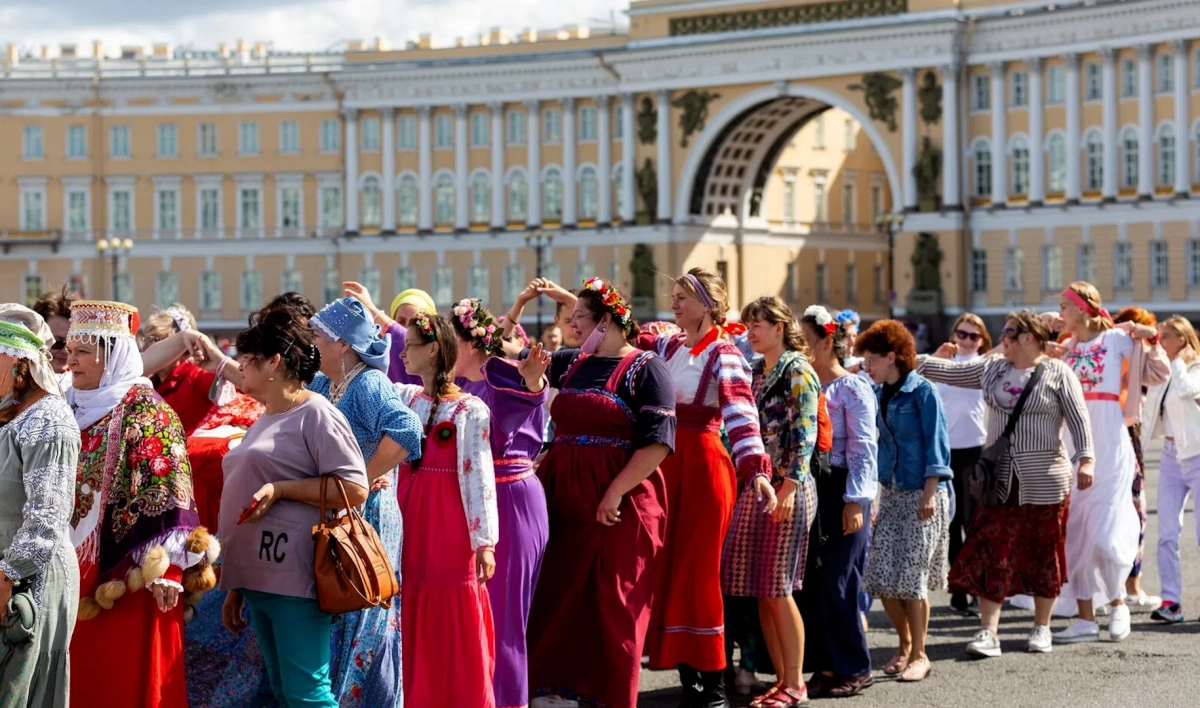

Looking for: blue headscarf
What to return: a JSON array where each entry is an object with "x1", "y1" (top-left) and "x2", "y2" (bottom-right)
[{"x1": 311, "y1": 297, "x2": 391, "y2": 373}]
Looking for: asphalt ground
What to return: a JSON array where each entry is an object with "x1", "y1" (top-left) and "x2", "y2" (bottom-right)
[{"x1": 637, "y1": 439, "x2": 1200, "y2": 707}]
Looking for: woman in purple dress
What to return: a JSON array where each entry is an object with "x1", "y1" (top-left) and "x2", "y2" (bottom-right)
[{"x1": 449, "y1": 297, "x2": 551, "y2": 708}]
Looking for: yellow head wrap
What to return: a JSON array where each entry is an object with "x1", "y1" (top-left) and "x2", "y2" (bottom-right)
[{"x1": 390, "y1": 289, "x2": 437, "y2": 319}]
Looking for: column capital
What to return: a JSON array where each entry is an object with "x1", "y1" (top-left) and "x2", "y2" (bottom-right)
[
  {"x1": 622, "y1": 93, "x2": 636, "y2": 108},
  {"x1": 1137, "y1": 44, "x2": 1154, "y2": 61},
  {"x1": 939, "y1": 62, "x2": 960, "y2": 78},
  {"x1": 341, "y1": 107, "x2": 359, "y2": 121},
  {"x1": 452, "y1": 103, "x2": 468, "y2": 118},
  {"x1": 416, "y1": 105, "x2": 432, "y2": 118},
  {"x1": 380, "y1": 107, "x2": 395, "y2": 119},
  {"x1": 1172, "y1": 39, "x2": 1189, "y2": 55},
  {"x1": 656, "y1": 88, "x2": 672, "y2": 102},
  {"x1": 988, "y1": 61, "x2": 1005, "y2": 76},
  {"x1": 899, "y1": 67, "x2": 916, "y2": 81},
  {"x1": 524, "y1": 99, "x2": 540, "y2": 112},
  {"x1": 488, "y1": 101, "x2": 505, "y2": 113},
  {"x1": 596, "y1": 94, "x2": 611, "y2": 109},
  {"x1": 1062, "y1": 53, "x2": 1079, "y2": 67},
  {"x1": 562, "y1": 97, "x2": 576, "y2": 112},
  {"x1": 1026, "y1": 56, "x2": 1043, "y2": 73}
]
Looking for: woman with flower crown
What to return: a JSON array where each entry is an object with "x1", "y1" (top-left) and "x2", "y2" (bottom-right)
[{"x1": 527, "y1": 278, "x2": 676, "y2": 708}]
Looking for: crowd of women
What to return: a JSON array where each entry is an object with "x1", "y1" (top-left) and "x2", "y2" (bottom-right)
[{"x1": 2, "y1": 269, "x2": 1199, "y2": 708}]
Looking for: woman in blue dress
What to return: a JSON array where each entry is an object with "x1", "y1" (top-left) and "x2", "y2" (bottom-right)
[{"x1": 308, "y1": 296, "x2": 424, "y2": 707}]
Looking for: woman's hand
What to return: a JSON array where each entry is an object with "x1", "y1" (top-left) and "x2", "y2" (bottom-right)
[
  {"x1": 342, "y1": 281, "x2": 383, "y2": 320},
  {"x1": 1041, "y1": 311, "x2": 1065, "y2": 332},
  {"x1": 770, "y1": 479, "x2": 798, "y2": 523},
  {"x1": 370, "y1": 476, "x2": 391, "y2": 492},
  {"x1": 222, "y1": 589, "x2": 248, "y2": 634},
  {"x1": 152, "y1": 581, "x2": 180, "y2": 613},
  {"x1": 516, "y1": 280, "x2": 543, "y2": 307},
  {"x1": 596, "y1": 486, "x2": 624, "y2": 526},
  {"x1": 242, "y1": 483, "x2": 279, "y2": 524},
  {"x1": 475, "y1": 549, "x2": 496, "y2": 584},
  {"x1": 1044, "y1": 341, "x2": 1068, "y2": 359},
  {"x1": 0, "y1": 573, "x2": 12, "y2": 622},
  {"x1": 1077, "y1": 458, "x2": 1095, "y2": 491},
  {"x1": 1181, "y1": 346, "x2": 1198, "y2": 365},
  {"x1": 518, "y1": 343, "x2": 551, "y2": 391},
  {"x1": 843, "y1": 502, "x2": 864, "y2": 535},
  {"x1": 917, "y1": 486, "x2": 937, "y2": 521},
  {"x1": 1117, "y1": 321, "x2": 1157, "y2": 342},
  {"x1": 934, "y1": 342, "x2": 957, "y2": 360},
  {"x1": 754, "y1": 476, "x2": 779, "y2": 516}
]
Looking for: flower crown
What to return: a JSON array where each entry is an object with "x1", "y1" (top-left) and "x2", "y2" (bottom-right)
[
  {"x1": 804, "y1": 305, "x2": 837, "y2": 336},
  {"x1": 582, "y1": 277, "x2": 633, "y2": 328},
  {"x1": 452, "y1": 298, "x2": 501, "y2": 356},
  {"x1": 834, "y1": 309, "x2": 860, "y2": 326},
  {"x1": 411, "y1": 312, "x2": 437, "y2": 342}
]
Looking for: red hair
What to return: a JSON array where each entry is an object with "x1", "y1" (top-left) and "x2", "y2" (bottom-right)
[{"x1": 853, "y1": 320, "x2": 918, "y2": 375}]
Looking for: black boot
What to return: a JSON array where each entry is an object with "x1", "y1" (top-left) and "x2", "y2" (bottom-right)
[
  {"x1": 677, "y1": 664, "x2": 703, "y2": 708},
  {"x1": 698, "y1": 670, "x2": 730, "y2": 708}
]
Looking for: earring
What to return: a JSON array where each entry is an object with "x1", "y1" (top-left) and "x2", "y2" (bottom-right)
[{"x1": 268, "y1": 376, "x2": 275, "y2": 382}]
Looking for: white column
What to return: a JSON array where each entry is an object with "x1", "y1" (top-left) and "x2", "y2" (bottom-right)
[
  {"x1": 454, "y1": 104, "x2": 469, "y2": 231},
  {"x1": 1174, "y1": 40, "x2": 1191, "y2": 197},
  {"x1": 1028, "y1": 57, "x2": 1045, "y2": 205},
  {"x1": 490, "y1": 102, "x2": 505, "y2": 229},
  {"x1": 621, "y1": 94, "x2": 636, "y2": 223},
  {"x1": 343, "y1": 108, "x2": 360, "y2": 233},
  {"x1": 526, "y1": 100, "x2": 541, "y2": 227},
  {"x1": 941, "y1": 63, "x2": 960, "y2": 209},
  {"x1": 1101, "y1": 47, "x2": 1118, "y2": 201},
  {"x1": 989, "y1": 62, "x2": 1007, "y2": 206},
  {"x1": 1065, "y1": 54, "x2": 1082, "y2": 202},
  {"x1": 381, "y1": 107, "x2": 396, "y2": 232},
  {"x1": 562, "y1": 97, "x2": 577, "y2": 227},
  {"x1": 902, "y1": 67, "x2": 919, "y2": 210},
  {"x1": 656, "y1": 90, "x2": 672, "y2": 222},
  {"x1": 1138, "y1": 45, "x2": 1155, "y2": 199},
  {"x1": 417, "y1": 106, "x2": 433, "y2": 231},
  {"x1": 597, "y1": 95, "x2": 613, "y2": 225}
]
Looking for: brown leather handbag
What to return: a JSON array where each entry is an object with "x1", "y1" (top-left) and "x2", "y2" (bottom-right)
[{"x1": 311, "y1": 474, "x2": 400, "y2": 614}]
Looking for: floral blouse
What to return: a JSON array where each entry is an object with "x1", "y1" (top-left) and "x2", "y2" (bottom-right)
[
  {"x1": 395, "y1": 386, "x2": 499, "y2": 551},
  {"x1": 751, "y1": 350, "x2": 820, "y2": 483}
]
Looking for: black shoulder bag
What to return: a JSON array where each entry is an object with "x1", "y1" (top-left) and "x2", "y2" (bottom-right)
[{"x1": 970, "y1": 361, "x2": 1045, "y2": 508}]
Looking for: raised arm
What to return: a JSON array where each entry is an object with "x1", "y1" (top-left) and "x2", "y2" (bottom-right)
[{"x1": 916, "y1": 353, "x2": 989, "y2": 390}]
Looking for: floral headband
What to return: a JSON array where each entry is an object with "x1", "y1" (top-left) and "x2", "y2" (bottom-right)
[
  {"x1": 834, "y1": 309, "x2": 860, "y2": 327},
  {"x1": 804, "y1": 305, "x2": 837, "y2": 336},
  {"x1": 582, "y1": 277, "x2": 633, "y2": 329},
  {"x1": 452, "y1": 298, "x2": 501, "y2": 356},
  {"x1": 410, "y1": 312, "x2": 437, "y2": 342}
]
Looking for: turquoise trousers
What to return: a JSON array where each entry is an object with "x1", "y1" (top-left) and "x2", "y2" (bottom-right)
[{"x1": 242, "y1": 589, "x2": 338, "y2": 708}]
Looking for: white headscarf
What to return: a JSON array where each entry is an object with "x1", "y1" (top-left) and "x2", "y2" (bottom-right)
[
  {"x1": 0, "y1": 304, "x2": 63, "y2": 398},
  {"x1": 67, "y1": 335, "x2": 152, "y2": 429}
]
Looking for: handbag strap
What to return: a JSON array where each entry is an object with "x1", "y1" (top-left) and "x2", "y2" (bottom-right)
[{"x1": 1002, "y1": 360, "x2": 1046, "y2": 439}]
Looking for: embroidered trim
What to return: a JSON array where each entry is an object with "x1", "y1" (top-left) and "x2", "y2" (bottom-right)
[
  {"x1": 651, "y1": 623, "x2": 726, "y2": 635},
  {"x1": 495, "y1": 469, "x2": 537, "y2": 484},
  {"x1": 556, "y1": 435, "x2": 631, "y2": 450},
  {"x1": 639, "y1": 405, "x2": 676, "y2": 417}
]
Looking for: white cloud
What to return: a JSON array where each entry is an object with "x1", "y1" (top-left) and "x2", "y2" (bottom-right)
[{"x1": 2, "y1": 0, "x2": 629, "y2": 53}]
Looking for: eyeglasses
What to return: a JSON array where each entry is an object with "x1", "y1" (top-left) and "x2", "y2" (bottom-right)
[
  {"x1": 954, "y1": 329, "x2": 981, "y2": 342},
  {"x1": 50, "y1": 340, "x2": 67, "y2": 352},
  {"x1": 1000, "y1": 327, "x2": 1025, "y2": 340}
]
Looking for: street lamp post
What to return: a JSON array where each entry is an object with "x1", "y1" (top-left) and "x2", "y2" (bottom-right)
[
  {"x1": 524, "y1": 229, "x2": 555, "y2": 334},
  {"x1": 877, "y1": 214, "x2": 905, "y2": 319},
  {"x1": 96, "y1": 238, "x2": 134, "y2": 302}
]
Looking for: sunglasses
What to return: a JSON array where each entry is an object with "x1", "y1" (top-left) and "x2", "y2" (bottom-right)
[
  {"x1": 1000, "y1": 327, "x2": 1026, "y2": 340},
  {"x1": 50, "y1": 341, "x2": 67, "y2": 352},
  {"x1": 954, "y1": 330, "x2": 981, "y2": 342}
]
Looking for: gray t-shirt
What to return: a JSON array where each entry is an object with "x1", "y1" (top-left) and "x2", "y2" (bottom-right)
[{"x1": 219, "y1": 394, "x2": 367, "y2": 599}]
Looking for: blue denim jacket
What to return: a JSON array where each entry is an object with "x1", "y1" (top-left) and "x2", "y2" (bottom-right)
[{"x1": 874, "y1": 371, "x2": 952, "y2": 491}]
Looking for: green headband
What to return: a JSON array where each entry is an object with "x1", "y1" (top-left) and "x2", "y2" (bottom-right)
[{"x1": 0, "y1": 320, "x2": 45, "y2": 360}]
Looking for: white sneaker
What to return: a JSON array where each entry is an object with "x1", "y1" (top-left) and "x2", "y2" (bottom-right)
[
  {"x1": 966, "y1": 628, "x2": 1002, "y2": 658},
  {"x1": 1026, "y1": 625, "x2": 1053, "y2": 653},
  {"x1": 1109, "y1": 604, "x2": 1132, "y2": 641},
  {"x1": 1053, "y1": 619, "x2": 1101, "y2": 644},
  {"x1": 1126, "y1": 591, "x2": 1162, "y2": 608},
  {"x1": 531, "y1": 697, "x2": 580, "y2": 708}
]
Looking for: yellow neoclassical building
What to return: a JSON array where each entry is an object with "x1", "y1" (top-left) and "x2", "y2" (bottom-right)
[{"x1": 2, "y1": 0, "x2": 1199, "y2": 334}]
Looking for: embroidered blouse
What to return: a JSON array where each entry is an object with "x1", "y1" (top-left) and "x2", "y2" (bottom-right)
[
  {"x1": 310, "y1": 368, "x2": 423, "y2": 463},
  {"x1": 822, "y1": 373, "x2": 880, "y2": 506},
  {"x1": 394, "y1": 388, "x2": 499, "y2": 551},
  {"x1": 751, "y1": 350, "x2": 820, "y2": 483}
]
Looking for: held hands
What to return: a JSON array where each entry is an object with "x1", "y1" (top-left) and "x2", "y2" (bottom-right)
[
  {"x1": 1041, "y1": 311, "x2": 1065, "y2": 333},
  {"x1": 843, "y1": 502, "x2": 864, "y2": 535},
  {"x1": 518, "y1": 343, "x2": 551, "y2": 390},
  {"x1": 754, "y1": 476, "x2": 779, "y2": 516},
  {"x1": 222, "y1": 589, "x2": 248, "y2": 634},
  {"x1": 475, "y1": 549, "x2": 496, "y2": 584},
  {"x1": 1077, "y1": 458, "x2": 1095, "y2": 491},
  {"x1": 770, "y1": 479, "x2": 798, "y2": 523},
  {"x1": 917, "y1": 487, "x2": 937, "y2": 521},
  {"x1": 596, "y1": 486, "x2": 624, "y2": 526},
  {"x1": 152, "y1": 581, "x2": 180, "y2": 613}
]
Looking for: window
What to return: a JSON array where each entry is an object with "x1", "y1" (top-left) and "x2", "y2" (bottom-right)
[
  {"x1": 22, "y1": 126, "x2": 43, "y2": 159},
  {"x1": 398, "y1": 116, "x2": 417, "y2": 150},
  {"x1": 67, "y1": 191, "x2": 88, "y2": 231},
  {"x1": 507, "y1": 172, "x2": 528, "y2": 222},
  {"x1": 114, "y1": 274, "x2": 134, "y2": 305},
  {"x1": 1152, "y1": 240, "x2": 1170, "y2": 288},
  {"x1": 200, "y1": 188, "x2": 220, "y2": 230},
  {"x1": 111, "y1": 191, "x2": 132, "y2": 231},
  {"x1": 156, "y1": 189, "x2": 178, "y2": 232},
  {"x1": 1122, "y1": 59, "x2": 1137, "y2": 97},
  {"x1": 279, "y1": 120, "x2": 300, "y2": 154},
  {"x1": 320, "y1": 119, "x2": 340, "y2": 153},
  {"x1": 156, "y1": 272, "x2": 179, "y2": 309},
  {"x1": 614, "y1": 168, "x2": 626, "y2": 219},
  {"x1": 971, "y1": 74, "x2": 990, "y2": 110},
  {"x1": 238, "y1": 121, "x2": 259, "y2": 155},
  {"x1": 544, "y1": 169, "x2": 564, "y2": 220},
  {"x1": 1196, "y1": 124, "x2": 1200, "y2": 183},
  {"x1": 197, "y1": 123, "x2": 218, "y2": 156},
  {"x1": 1077, "y1": 243, "x2": 1096, "y2": 282},
  {"x1": 398, "y1": 175, "x2": 418, "y2": 226},
  {"x1": 1041, "y1": 245, "x2": 1062, "y2": 291},
  {"x1": 361, "y1": 176, "x2": 382, "y2": 227},
  {"x1": 280, "y1": 187, "x2": 301, "y2": 229},
  {"x1": 200, "y1": 272, "x2": 222, "y2": 313},
  {"x1": 1011, "y1": 71, "x2": 1028, "y2": 107},
  {"x1": 1196, "y1": 50, "x2": 1200, "y2": 88},
  {"x1": 580, "y1": 107, "x2": 598, "y2": 141},
  {"x1": 110, "y1": 125, "x2": 131, "y2": 158},
  {"x1": 1189, "y1": 240, "x2": 1200, "y2": 286},
  {"x1": 1085, "y1": 131, "x2": 1104, "y2": 191},
  {"x1": 973, "y1": 140, "x2": 992, "y2": 197},
  {"x1": 320, "y1": 185, "x2": 342, "y2": 228},
  {"x1": 20, "y1": 190, "x2": 45, "y2": 230},
  {"x1": 394, "y1": 267, "x2": 416, "y2": 295},
  {"x1": 468, "y1": 265, "x2": 489, "y2": 300},
  {"x1": 1158, "y1": 53, "x2": 1175, "y2": 93},
  {"x1": 813, "y1": 182, "x2": 827, "y2": 222},
  {"x1": 67, "y1": 125, "x2": 87, "y2": 159},
  {"x1": 359, "y1": 268, "x2": 381, "y2": 306},
  {"x1": 843, "y1": 119, "x2": 857, "y2": 151},
  {"x1": 1085, "y1": 62, "x2": 1102, "y2": 100},
  {"x1": 842, "y1": 182, "x2": 856, "y2": 225},
  {"x1": 157, "y1": 123, "x2": 178, "y2": 157},
  {"x1": 435, "y1": 173, "x2": 455, "y2": 225},
  {"x1": 471, "y1": 172, "x2": 490, "y2": 224},
  {"x1": 574, "y1": 261, "x2": 595, "y2": 289},
  {"x1": 614, "y1": 107, "x2": 623, "y2": 139},
  {"x1": 1004, "y1": 247, "x2": 1024, "y2": 292},
  {"x1": 1047, "y1": 66, "x2": 1066, "y2": 104},
  {"x1": 844, "y1": 263, "x2": 858, "y2": 303},
  {"x1": 280, "y1": 269, "x2": 302, "y2": 297},
  {"x1": 580, "y1": 167, "x2": 599, "y2": 220},
  {"x1": 970, "y1": 249, "x2": 988, "y2": 293},
  {"x1": 783, "y1": 178, "x2": 796, "y2": 223},
  {"x1": 543, "y1": 109, "x2": 562, "y2": 144},
  {"x1": 543, "y1": 263, "x2": 561, "y2": 286},
  {"x1": 874, "y1": 263, "x2": 886, "y2": 303},
  {"x1": 435, "y1": 115, "x2": 453, "y2": 149},
  {"x1": 1011, "y1": 137, "x2": 1030, "y2": 195},
  {"x1": 432, "y1": 267, "x2": 454, "y2": 309},
  {"x1": 815, "y1": 263, "x2": 827, "y2": 302},
  {"x1": 1114, "y1": 241, "x2": 1133, "y2": 289},
  {"x1": 1047, "y1": 134, "x2": 1067, "y2": 192},
  {"x1": 240, "y1": 271, "x2": 263, "y2": 312},
  {"x1": 1121, "y1": 128, "x2": 1139, "y2": 189},
  {"x1": 508, "y1": 111, "x2": 527, "y2": 145},
  {"x1": 471, "y1": 113, "x2": 489, "y2": 147},
  {"x1": 322, "y1": 269, "x2": 341, "y2": 305},
  {"x1": 870, "y1": 184, "x2": 883, "y2": 223},
  {"x1": 504, "y1": 263, "x2": 526, "y2": 305},
  {"x1": 239, "y1": 188, "x2": 262, "y2": 230},
  {"x1": 361, "y1": 117, "x2": 380, "y2": 151},
  {"x1": 813, "y1": 115, "x2": 825, "y2": 149},
  {"x1": 1159, "y1": 125, "x2": 1177, "y2": 187}
]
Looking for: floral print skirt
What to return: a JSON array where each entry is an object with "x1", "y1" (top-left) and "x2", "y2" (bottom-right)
[{"x1": 864, "y1": 485, "x2": 949, "y2": 601}]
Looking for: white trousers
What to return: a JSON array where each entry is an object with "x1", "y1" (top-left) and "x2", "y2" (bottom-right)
[{"x1": 1156, "y1": 440, "x2": 1200, "y2": 604}]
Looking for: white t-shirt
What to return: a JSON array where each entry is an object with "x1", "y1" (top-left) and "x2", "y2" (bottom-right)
[{"x1": 935, "y1": 353, "x2": 989, "y2": 449}]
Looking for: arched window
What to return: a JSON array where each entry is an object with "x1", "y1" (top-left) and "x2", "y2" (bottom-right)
[
  {"x1": 361, "y1": 176, "x2": 381, "y2": 227},
  {"x1": 613, "y1": 168, "x2": 626, "y2": 218},
  {"x1": 1121, "y1": 127, "x2": 1139, "y2": 189},
  {"x1": 543, "y1": 168, "x2": 563, "y2": 220},
  {"x1": 1159, "y1": 124, "x2": 1177, "y2": 187},
  {"x1": 1085, "y1": 130, "x2": 1104, "y2": 191},
  {"x1": 398, "y1": 175, "x2": 418, "y2": 226},
  {"x1": 579, "y1": 167, "x2": 599, "y2": 220},
  {"x1": 471, "y1": 172, "x2": 490, "y2": 224},
  {"x1": 507, "y1": 171, "x2": 528, "y2": 223},
  {"x1": 435, "y1": 173, "x2": 454, "y2": 225},
  {"x1": 972, "y1": 140, "x2": 991, "y2": 197},
  {"x1": 1047, "y1": 134, "x2": 1067, "y2": 193},
  {"x1": 1010, "y1": 137, "x2": 1029, "y2": 196}
]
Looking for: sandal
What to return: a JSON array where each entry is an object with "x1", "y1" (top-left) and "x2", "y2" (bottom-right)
[
  {"x1": 883, "y1": 651, "x2": 909, "y2": 675},
  {"x1": 750, "y1": 682, "x2": 783, "y2": 707},
  {"x1": 760, "y1": 686, "x2": 808, "y2": 706},
  {"x1": 899, "y1": 657, "x2": 932, "y2": 682}
]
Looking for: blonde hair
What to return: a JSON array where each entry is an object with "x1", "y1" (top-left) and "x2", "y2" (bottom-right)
[
  {"x1": 950, "y1": 313, "x2": 992, "y2": 353},
  {"x1": 676, "y1": 267, "x2": 730, "y2": 325},
  {"x1": 142, "y1": 304, "x2": 197, "y2": 344},
  {"x1": 1161, "y1": 315, "x2": 1200, "y2": 353},
  {"x1": 1065, "y1": 281, "x2": 1111, "y2": 333}
]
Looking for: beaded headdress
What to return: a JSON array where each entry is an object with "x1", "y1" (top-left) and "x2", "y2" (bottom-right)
[{"x1": 68, "y1": 300, "x2": 139, "y2": 344}]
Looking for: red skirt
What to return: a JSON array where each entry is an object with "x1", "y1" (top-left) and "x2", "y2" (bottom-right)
[
  {"x1": 187, "y1": 435, "x2": 238, "y2": 534},
  {"x1": 646, "y1": 409, "x2": 735, "y2": 672}
]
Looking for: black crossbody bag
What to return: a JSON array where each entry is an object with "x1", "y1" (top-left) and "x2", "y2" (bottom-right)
[{"x1": 970, "y1": 361, "x2": 1045, "y2": 508}]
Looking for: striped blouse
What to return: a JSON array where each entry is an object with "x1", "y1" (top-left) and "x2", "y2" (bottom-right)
[{"x1": 917, "y1": 354, "x2": 1094, "y2": 505}]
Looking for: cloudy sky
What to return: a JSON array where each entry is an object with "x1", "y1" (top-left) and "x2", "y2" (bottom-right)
[{"x1": 2, "y1": 0, "x2": 630, "y2": 54}]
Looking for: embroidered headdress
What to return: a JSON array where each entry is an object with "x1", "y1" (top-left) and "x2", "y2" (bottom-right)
[
  {"x1": 68, "y1": 300, "x2": 139, "y2": 345},
  {"x1": 452, "y1": 298, "x2": 501, "y2": 356},
  {"x1": 66, "y1": 300, "x2": 153, "y2": 429},
  {"x1": 311, "y1": 297, "x2": 391, "y2": 372},
  {"x1": 582, "y1": 277, "x2": 633, "y2": 329},
  {"x1": 0, "y1": 305, "x2": 62, "y2": 397}
]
